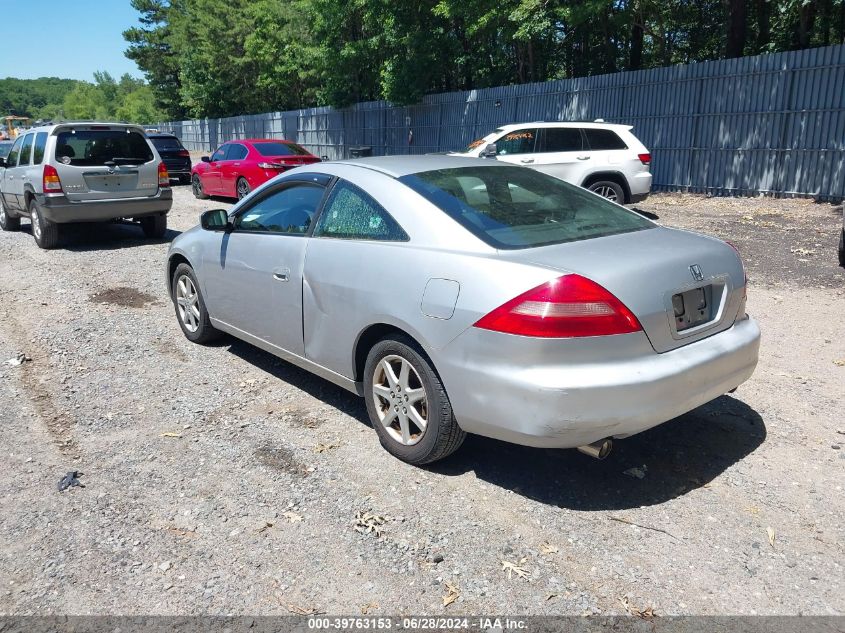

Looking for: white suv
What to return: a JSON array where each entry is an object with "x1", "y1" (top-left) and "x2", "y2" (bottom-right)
[{"x1": 451, "y1": 122, "x2": 652, "y2": 204}]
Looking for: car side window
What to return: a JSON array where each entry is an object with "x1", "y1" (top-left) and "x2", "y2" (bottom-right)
[
  {"x1": 227, "y1": 144, "x2": 248, "y2": 160},
  {"x1": 542, "y1": 128, "x2": 583, "y2": 152},
  {"x1": 584, "y1": 129, "x2": 628, "y2": 150},
  {"x1": 495, "y1": 129, "x2": 538, "y2": 155},
  {"x1": 314, "y1": 180, "x2": 408, "y2": 241},
  {"x1": 17, "y1": 134, "x2": 34, "y2": 166},
  {"x1": 211, "y1": 146, "x2": 228, "y2": 162},
  {"x1": 33, "y1": 132, "x2": 48, "y2": 165},
  {"x1": 6, "y1": 137, "x2": 23, "y2": 167},
  {"x1": 235, "y1": 183, "x2": 325, "y2": 234}
]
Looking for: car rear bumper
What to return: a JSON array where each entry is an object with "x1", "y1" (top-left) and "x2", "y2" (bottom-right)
[
  {"x1": 628, "y1": 171, "x2": 652, "y2": 199},
  {"x1": 36, "y1": 189, "x2": 173, "y2": 223},
  {"x1": 438, "y1": 316, "x2": 760, "y2": 449}
]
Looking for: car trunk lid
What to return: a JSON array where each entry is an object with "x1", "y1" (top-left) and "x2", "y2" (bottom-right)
[{"x1": 499, "y1": 226, "x2": 747, "y2": 352}]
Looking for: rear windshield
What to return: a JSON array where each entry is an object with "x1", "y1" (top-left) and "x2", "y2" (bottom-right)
[
  {"x1": 253, "y1": 142, "x2": 310, "y2": 157},
  {"x1": 54, "y1": 129, "x2": 154, "y2": 166},
  {"x1": 399, "y1": 166, "x2": 653, "y2": 249},
  {"x1": 150, "y1": 136, "x2": 184, "y2": 151}
]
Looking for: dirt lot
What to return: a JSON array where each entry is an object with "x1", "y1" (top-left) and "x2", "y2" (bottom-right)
[{"x1": 0, "y1": 186, "x2": 842, "y2": 617}]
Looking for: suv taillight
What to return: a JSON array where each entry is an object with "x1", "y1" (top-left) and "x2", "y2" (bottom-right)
[
  {"x1": 43, "y1": 164, "x2": 63, "y2": 193},
  {"x1": 158, "y1": 162, "x2": 170, "y2": 188},
  {"x1": 474, "y1": 274, "x2": 642, "y2": 338},
  {"x1": 177, "y1": 149, "x2": 190, "y2": 157},
  {"x1": 638, "y1": 153, "x2": 651, "y2": 165}
]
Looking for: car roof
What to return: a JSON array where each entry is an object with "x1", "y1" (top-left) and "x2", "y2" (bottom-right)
[
  {"x1": 17, "y1": 121, "x2": 146, "y2": 134},
  {"x1": 495, "y1": 121, "x2": 632, "y2": 131},
  {"x1": 330, "y1": 154, "x2": 505, "y2": 177},
  {"x1": 148, "y1": 133, "x2": 178, "y2": 138},
  {"x1": 229, "y1": 138, "x2": 296, "y2": 144}
]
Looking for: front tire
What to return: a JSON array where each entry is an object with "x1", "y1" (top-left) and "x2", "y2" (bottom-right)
[
  {"x1": 587, "y1": 180, "x2": 625, "y2": 204},
  {"x1": 171, "y1": 263, "x2": 220, "y2": 344},
  {"x1": 192, "y1": 174, "x2": 208, "y2": 200},
  {"x1": 0, "y1": 198, "x2": 20, "y2": 231},
  {"x1": 140, "y1": 213, "x2": 167, "y2": 239},
  {"x1": 363, "y1": 336, "x2": 465, "y2": 465},
  {"x1": 838, "y1": 228, "x2": 845, "y2": 267},
  {"x1": 30, "y1": 199, "x2": 59, "y2": 249}
]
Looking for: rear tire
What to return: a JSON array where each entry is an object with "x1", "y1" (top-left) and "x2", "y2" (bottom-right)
[
  {"x1": 192, "y1": 174, "x2": 208, "y2": 199},
  {"x1": 171, "y1": 263, "x2": 220, "y2": 344},
  {"x1": 140, "y1": 214, "x2": 167, "y2": 239},
  {"x1": 587, "y1": 180, "x2": 625, "y2": 204},
  {"x1": 236, "y1": 177, "x2": 250, "y2": 200},
  {"x1": 363, "y1": 335, "x2": 465, "y2": 465},
  {"x1": 838, "y1": 228, "x2": 845, "y2": 268},
  {"x1": 29, "y1": 199, "x2": 59, "y2": 249},
  {"x1": 0, "y1": 198, "x2": 20, "y2": 231}
]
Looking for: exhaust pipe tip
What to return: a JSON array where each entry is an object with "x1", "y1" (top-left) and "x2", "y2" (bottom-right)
[{"x1": 577, "y1": 438, "x2": 613, "y2": 460}]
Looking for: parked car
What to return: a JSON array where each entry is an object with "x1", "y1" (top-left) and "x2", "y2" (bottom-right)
[
  {"x1": 0, "y1": 122, "x2": 172, "y2": 249},
  {"x1": 148, "y1": 133, "x2": 192, "y2": 185},
  {"x1": 451, "y1": 121, "x2": 652, "y2": 204},
  {"x1": 166, "y1": 155, "x2": 759, "y2": 465},
  {"x1": 191, "y1": 139, "x2": 321, "y2": 200}
]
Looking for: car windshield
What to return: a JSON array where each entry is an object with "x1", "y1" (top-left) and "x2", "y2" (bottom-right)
[
  {"x1": 460, "y1": 129, "x2": 502, "y2": 153},
  {"x1": 150, "y1": 136, "x2": 184, "y2": 151},
  {"x1": 253, "y1": 142, "x2": 310, "y2": 157},
  {"x1": 54, "y1": 129, "x2": 154, "y2": 166},
  {"x1": 399, "y1": 166, "x2": 653, "y2": 250}
]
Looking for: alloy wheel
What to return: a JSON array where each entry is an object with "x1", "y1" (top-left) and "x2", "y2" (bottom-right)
[
  {"x1": 192, "y1": 175, "x2": 203, "y2": 197},
  {"x1": 175, "y1": 274, "x2": 201, "y2": 333},
  {"x1": 0, "y1": 200, "x2": 6, "y2": 225},
  {"x1": 371, "y1": 355, "x2": 428, "y2": 446},
  {"x1": 30, "y1": 209, "x2": 41, "y2": 241},
  {"x1": 594, "y1": 185, "x2": 619, "y2": 202},
  {"x1": 237, "y1": 179, "x2": 250, "y2": 199}
]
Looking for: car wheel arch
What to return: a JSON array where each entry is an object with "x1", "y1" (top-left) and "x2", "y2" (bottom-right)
[
  {"x1": 353, "y1": 322, "x2": 436, "y2": 384},
  {"x1": 581, "y1": 171, "x2": 631, "y2": 203},
  {"x1": 167, "y1": 253, "x2": 194, "y2": 295}
]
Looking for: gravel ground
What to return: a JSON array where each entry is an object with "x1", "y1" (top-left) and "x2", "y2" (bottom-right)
[{"x1": 0, "y1": 185, "x2": 842, "y2": 617}]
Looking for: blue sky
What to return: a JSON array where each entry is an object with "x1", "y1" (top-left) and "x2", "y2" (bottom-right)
[{"x1": 0, "y1": 0, "x2": 142, "y2": 81}]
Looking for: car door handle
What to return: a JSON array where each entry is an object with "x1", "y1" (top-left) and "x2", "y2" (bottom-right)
[
  {"x1": 520, "y1": 158, "x2": 534, "y2": 164},
  {"x1": 577, "y1": 155, "x2": 591, "y2": 160},
  {"x1": 273, "y1": 271, "x2": 289, "y2": 282}
]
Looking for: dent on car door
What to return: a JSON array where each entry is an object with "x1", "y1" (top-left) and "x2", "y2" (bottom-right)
[
  {"x1": 302, "y1": 179, "x2": 411, "y2": 377},
  {"x1": 202, "y1": 180, "x2": 327, "y2": 355}
]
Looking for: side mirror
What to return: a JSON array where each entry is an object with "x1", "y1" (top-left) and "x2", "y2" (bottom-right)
[
  {"x1": 481, "y1": 143, "x2": 497, "y2": 158},
  {"x1": 320, "y1": 155, "x2": 329, "y2": 160},
  {"x1": 200, "y1": 208, "x2": 231, "y2": 231},
  {"x1": 201, "y1": 156, "x2": 211, "y2": 163}
]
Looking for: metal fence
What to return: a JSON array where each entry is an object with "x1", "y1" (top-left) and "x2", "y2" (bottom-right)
[{"x1": 156, "y1": 44, "x2": 845, "y2": 200}]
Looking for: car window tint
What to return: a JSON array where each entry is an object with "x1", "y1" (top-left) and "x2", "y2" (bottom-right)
[
  {"x1": 18, "y1": 134, "x2": 34, "y2": 166},
  {"x1": 542, "y1": 128, "x2": 583, "y2": 152},
  {"x1": 399, "y1": 166, "x2": 652, "y2": 250},
  {"x1": 211, "y1": 146, "x2": 228, "y2": 161},
  {"x1": 150, "y1": 136, "x2": 184, "y2": 151},
  {"x1": 0, "y1": 142, "x2": 14, "y2": 159},
  {"x1": 228, "y1": 144, "x2": 248, "y2": 160},
  {"x1": 236, "y1": 183, "x2": 325, "y2": 234},
  {"x1": 254, "y1": 142, "x2": 310, "y2": 157},
  {"x1": 6, "y1": 137, "x2": 23, "y2": 166},
  {"x1": 584, "y1": 129, "x2": 628, "y2": 150},
  {"x1": 495, "y1": 129, "x2": 537, "y2": 155},
  {"x1": 33, "y1": 132, "x2": 48, "y2": 164},
  {"x1": 54, "y1": 130, "x2": 153, "y2": 166},
  {"x1": 314, "y1": 180, "x2": 408, "y2": 241}
]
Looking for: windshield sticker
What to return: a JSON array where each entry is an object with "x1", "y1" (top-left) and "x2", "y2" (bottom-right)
[{"x1": 504, "y1": 131, "x2": 534, "y2": 141}]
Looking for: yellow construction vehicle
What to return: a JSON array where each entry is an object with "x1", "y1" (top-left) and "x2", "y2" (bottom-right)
[{"x1": 2, "y1": 116, "x2": 32, "y2": 140}]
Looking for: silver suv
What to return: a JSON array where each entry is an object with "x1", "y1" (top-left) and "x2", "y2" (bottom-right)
[
  {"x1": 0, "y1": 122, "x2": 173, "y2": 248},
  {"x1": 451, "y1": 122, "x2": 652, "y2": 204}
]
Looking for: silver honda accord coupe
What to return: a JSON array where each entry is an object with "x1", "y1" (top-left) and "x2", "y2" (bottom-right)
[{"x1": 166, "y1": 155, "x2": 760, "y2": 465}]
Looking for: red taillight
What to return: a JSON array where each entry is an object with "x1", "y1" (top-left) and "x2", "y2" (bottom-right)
[
  {"x1": 474, "y1": 274, "x2": 642, "y2": 338},
  {"x1": 638, "y1": 153, "x2": 651, "y2": 165},
  {"x1": 177, "y1": 149, "x2": 190, "y2": 157},
  {"x1": 257, "y1": 162, "x2": 286, "y2": 170},
  {"x1": 158, "y1": 162, "x2": 170, "y2": 187},
  {"x1": 43, "y1": 164, "x2": 63, "y2": 193}
]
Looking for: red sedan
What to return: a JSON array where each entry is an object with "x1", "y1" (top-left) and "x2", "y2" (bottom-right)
[{"x1": 191, "y1": 139, "x2": 321, "y2": 200}]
